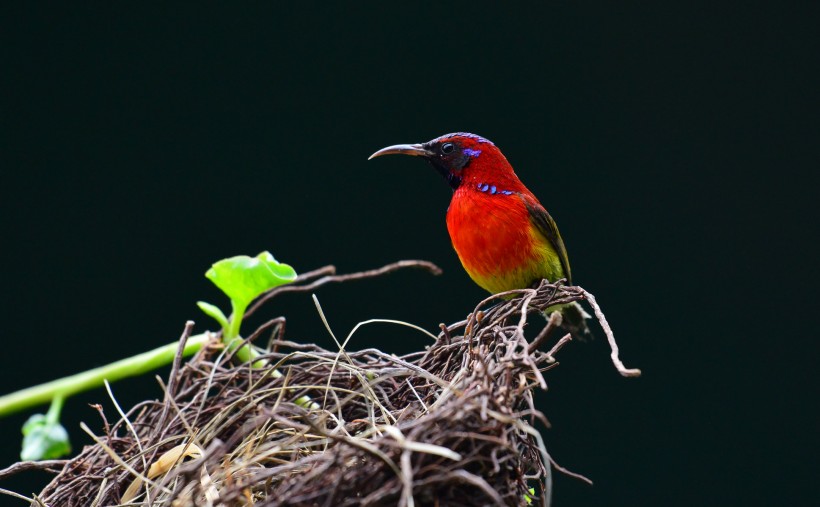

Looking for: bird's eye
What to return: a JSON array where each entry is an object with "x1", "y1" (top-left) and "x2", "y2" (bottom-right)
[{"x1": 441, "y1": 142, "x2": 455, "y2": 154}]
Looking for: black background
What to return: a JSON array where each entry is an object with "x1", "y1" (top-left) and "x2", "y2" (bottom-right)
[{"x1": 1, "y1": 3, "x2": 816, "y2": 506}]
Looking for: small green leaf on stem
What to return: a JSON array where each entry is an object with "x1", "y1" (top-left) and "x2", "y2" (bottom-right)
[
  {"x1": 205, "y1": 251, "x2": 296, "y2": 310},
  {"x1": 197, "y1": 301, "x2": 229, "y2": 330},
  {"x1": 206, "y1": 251, "x2": 297, "y2": 340},
  {"x1": 21, "y1": 397, "x2": 71, "y2": 460},
  {"x1": 524, "y1": 487, "x2": 536, "y2": 505}
]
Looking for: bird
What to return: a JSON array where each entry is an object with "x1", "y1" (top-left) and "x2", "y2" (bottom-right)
[{"x1": 369, "y1": 132, "x2": 590, "y2": 336}]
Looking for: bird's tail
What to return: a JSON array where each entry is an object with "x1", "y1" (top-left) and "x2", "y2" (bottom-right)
[{"x1": 548, "y1": 301, "x2": 593, "y2": 341}]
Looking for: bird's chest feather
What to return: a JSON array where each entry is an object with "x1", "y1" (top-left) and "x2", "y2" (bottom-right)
[{"x1": 446, "y1": 188, "x2": 546, "y2": 292}]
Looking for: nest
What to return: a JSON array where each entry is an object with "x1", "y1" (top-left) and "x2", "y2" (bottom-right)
[{"x1": 14, "y1": 261, "x2": 638, "y2": 507}]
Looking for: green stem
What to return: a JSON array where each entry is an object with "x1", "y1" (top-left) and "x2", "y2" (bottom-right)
[
  {"x1": 0, "y1": 333, "x2": 210, "y2": 418},
  {"x1": 224, "y1": 301, "x2": 266, "y2": 366},
  {"x1": 45, "y1": 395, "x2": 65, "y2": 424},
  {"x1": 221, "y1": 306, "x2": 313, "y2": 407},
  {"x1": 227, "y1": 300, "x2": 247, "y2": 341}
]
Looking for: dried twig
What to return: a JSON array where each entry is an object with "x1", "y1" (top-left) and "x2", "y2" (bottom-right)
[
  {"x1": 0, "y1": 460, "x2": 68, "y2": 481},
  {"x1": 577, "y1": 287, "x2": 642, "y2": 378},
  {"x1": 246, "y1": 259, "x2": 442, "y2": 318}
]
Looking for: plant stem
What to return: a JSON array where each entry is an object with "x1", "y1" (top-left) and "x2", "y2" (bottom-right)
[
  {"x1": 224, "y1": 301, "x2": 267, "y2": 366},
  {"x1": 220, "y1": 309, "x2": 313, "y2": 407},
  {"x1": 227, "y1": 301, "x2": 247, "y2": 341},
  {"x1": 45, "y1": 395, "x2": 65, "y2": 424},
  {"x1": 0, "y1": 333, "x2": 210, "y2": 418}
]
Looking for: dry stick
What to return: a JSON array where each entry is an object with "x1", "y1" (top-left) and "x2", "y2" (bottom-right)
[
  {"x1": 578, "y1": 287, "x2": 642, "y2": 378},
  {"x1": 528, "y1": 312, "x2": 563, "y2": 354},
  {"x1": 89, "y1": 477, "x2": 108, "y2": 507},
  {"x1": 258, "y1": 316, "x2": 287, "y2": 353},
  {"x1": 448, "y1": 470, "x2": 506, "y2": 505},
  {"x1": 548, "y1": 456, "x2": 593, "y2": 486},
  {"x1": 438, "y1": 323, "x2": 452, "y2": 344},
  {"x1": 102, "y1": 378, "x2": 152, "y2": 502},
  {"x1": 0, "y1": 487, "x2": 31, "y2": 502},
  {"x1": 545, "y1": 334, "x2": 573, "y2": 361},
  {"x1": 156, "y1": 321, "x2": 196, "y2": 436},
  {"x1": 165, "y1": 321, "x2": 196, "y2": 402},
  {"x1": 0, "y1": 460, "x2": 69, "y2": 481},
  {"x1": 243, "y1": 316, "x2": 287, "y2": 353},
  {"x1": 78, "y1": 422, "x2": 173, "y2": 497},
  {"x1": 278, "y1": 415, "x2": 404, "y2": 479},
  {"x1": 90, "y1": 403, "x2": 111, "y2": 439},
  {"x1": 246, "y1": 260, "x2": 442, "y2": 318},
  {"x1": 290, "y1": 264, "x2": 338, "y2": 281}
]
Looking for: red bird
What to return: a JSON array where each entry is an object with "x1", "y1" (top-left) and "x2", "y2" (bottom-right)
[{"x1": 369, "y1": 132, "x2": 589, "y2": 333}]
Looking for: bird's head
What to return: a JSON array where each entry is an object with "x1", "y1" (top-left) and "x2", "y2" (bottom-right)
[{"x1": 369, "y1": 132, "x2": 517, "y2": 190}]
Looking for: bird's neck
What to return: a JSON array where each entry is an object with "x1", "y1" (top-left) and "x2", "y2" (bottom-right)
[{"x1": 458, "y1": 163, "x2": 529, "y2": 196}]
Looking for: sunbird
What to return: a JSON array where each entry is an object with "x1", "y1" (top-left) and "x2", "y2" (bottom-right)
[{"x1": 369, "y1": 132, "x2": 590, "y2": 335}]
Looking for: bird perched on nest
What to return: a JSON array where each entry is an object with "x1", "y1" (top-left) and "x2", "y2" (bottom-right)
[{"x1": 369, "y1": 132, "x2": 590, "y2": 337}]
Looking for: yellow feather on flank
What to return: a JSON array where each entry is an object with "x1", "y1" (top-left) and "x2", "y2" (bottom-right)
[{"x1": 459, "y1": 223, "x2": 566, "y2": 295}]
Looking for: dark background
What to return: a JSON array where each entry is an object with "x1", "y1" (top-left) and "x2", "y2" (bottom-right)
[{"x1": 1, "y1": 3, "x2": 816, "y2": 506}]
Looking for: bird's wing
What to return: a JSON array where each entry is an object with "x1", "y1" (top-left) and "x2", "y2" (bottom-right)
[{"x1": 522, "y1": 196, "x2": 572, "y2": 285}]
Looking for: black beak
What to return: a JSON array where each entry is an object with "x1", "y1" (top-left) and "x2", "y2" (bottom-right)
[{"x1": 368, "y1": 143, "x2": 432, "y2": 160}]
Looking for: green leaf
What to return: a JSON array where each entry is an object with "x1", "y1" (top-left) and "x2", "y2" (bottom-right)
[
  {"x1": 21, "y1": 413, "x2": 71, "y2": 460},
  {"x1": 205, "y1": 251, "x2": 297, "y2": 308},
  {"x1": 197, "y1": 301, "x2": 229, "y2": 330},
  {"x1": 524, "y1": 487, "x2": 536, "y2": 505}
]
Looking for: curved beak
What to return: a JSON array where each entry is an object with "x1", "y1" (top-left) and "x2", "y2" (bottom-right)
[{"x1": 368, "y1": 143, "x2": 431, "y2": 160}]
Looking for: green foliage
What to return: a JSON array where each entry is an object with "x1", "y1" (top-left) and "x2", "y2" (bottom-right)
[
  {"x1": 524, "y1": 487, "x2": 536, "y2": 504},
  {"x1": 2, "y1": 251, "x2": 296, "y2": 462},
  {"x1": 199, "y1": 251, "x2": 296, "y2": 339},
  {"x1": 196, "y1": 301, "x2": 228, "y2": 330},
  {"x1": 20, "y1": 398, "x2": 71, "y2": 461},
  {"x1": 205, "y1": 251, "x2": 296, "y2": 312}
]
